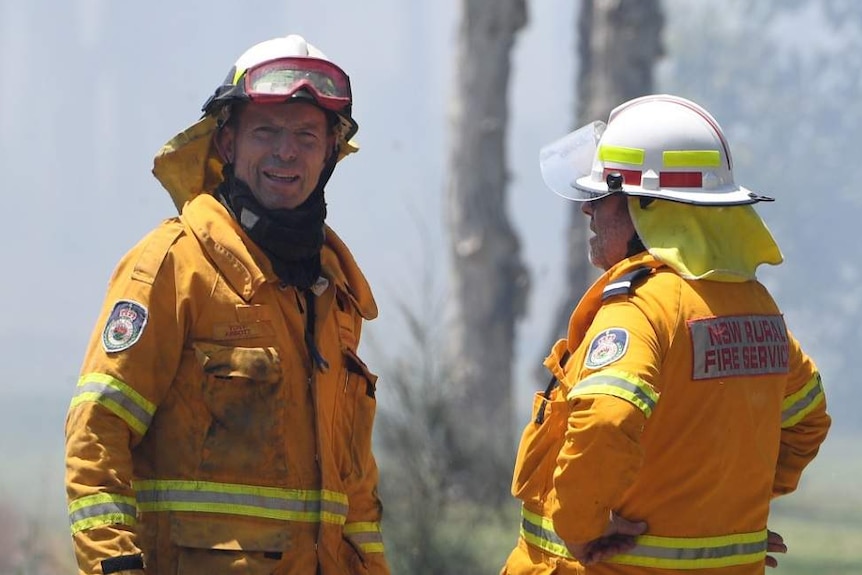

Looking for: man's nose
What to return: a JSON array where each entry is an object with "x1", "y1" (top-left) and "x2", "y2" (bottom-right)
[{"x1": 273, "y1": 132, "x2": 298, "y2": 160}]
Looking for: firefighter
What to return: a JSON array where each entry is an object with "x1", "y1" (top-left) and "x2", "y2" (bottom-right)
[
  {"x1": 64, "y1": 34, "x2": 390, "y2": 575},
  {"x1": 502, "y1": 94, "x2": 831, "y2": 574}
]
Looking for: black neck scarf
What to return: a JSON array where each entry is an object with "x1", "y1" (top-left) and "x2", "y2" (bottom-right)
[{"x1": 215, "y1": 165, "x2": 327, "y2": 290}]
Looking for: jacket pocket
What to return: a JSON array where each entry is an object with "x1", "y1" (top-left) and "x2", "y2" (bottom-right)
[
  {"x1": 192, "y1": 342, "x2": 286, "y2": 479},
  {"x1": 336, "y1": 348, "x2": 378, "y2": 480},
  {"x1": 511, "y1": 389, "x2": 569, "y2": 506},
  {"x1": 194, "y1": 342, "x2": 282, "y2": 384},
  {"x1": 170, "y1": 516, "x2": 287, "y2": 575}
]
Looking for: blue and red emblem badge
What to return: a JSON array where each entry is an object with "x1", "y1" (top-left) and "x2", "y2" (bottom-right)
[
  {"x1": 584, "y1": 328, "x2": 629, "y2": 369},
  {"x1": 101, "y1": 300, "x2": 148, "y2": 353}
]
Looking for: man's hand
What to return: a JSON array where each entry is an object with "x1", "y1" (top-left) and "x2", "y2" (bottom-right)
[
  {"x1": 566, "y1": 512, "x2": 648, "y2": 565},
  {"x1": 765, "y1": 529, "x2": 787, "y2": 568}
]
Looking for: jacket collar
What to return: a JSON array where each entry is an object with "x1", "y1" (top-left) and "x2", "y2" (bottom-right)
[
  {"x1": 565, "y1": 253, "x2": 665, "y2": 349},
  {"x1": 180, "y1": 193, "x2": 377, "y2": 319}
]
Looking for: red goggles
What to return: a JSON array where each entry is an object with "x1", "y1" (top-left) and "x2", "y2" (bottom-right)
[{"x1": 240, "y1": 57, "x2": 352, "y2": 112}]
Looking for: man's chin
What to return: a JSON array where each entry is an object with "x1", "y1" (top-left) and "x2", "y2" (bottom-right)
[
  {"x1": 588, "y1": 253, "x2": 610, "y2": 271},
  {"x1": 257, "y1": 187, "x2": 306, "y2": 210}
]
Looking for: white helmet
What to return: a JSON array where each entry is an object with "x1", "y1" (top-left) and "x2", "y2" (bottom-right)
[
  {"x1": 540, "y1": 94, "x2": 772, "y2": 206},
  {"x1": 202, "y1": 34, "x2": 358, "y2": 143},
  {"x1": 153, "y1": 34, "x2": 359, "y2": 211}
]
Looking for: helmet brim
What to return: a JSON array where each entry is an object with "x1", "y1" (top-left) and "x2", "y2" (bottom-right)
[{"x1": 574, "y1": 174, "x2": 764, "y2": 206}]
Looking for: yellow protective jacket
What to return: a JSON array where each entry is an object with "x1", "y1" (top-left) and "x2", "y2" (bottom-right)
[
  {"x1": 65, "y1": 193, "x2": 390, "y2": 575},
  {"x1": 504, "y1": 253, "x2": 830, "y2": 575}
]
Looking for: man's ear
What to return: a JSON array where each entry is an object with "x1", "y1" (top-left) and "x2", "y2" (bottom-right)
[{"x1": 214, "y1": 126, "x2": 235, "y2": 164}]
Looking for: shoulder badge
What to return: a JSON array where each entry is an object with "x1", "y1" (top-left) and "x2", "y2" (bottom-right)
[
  {"x1": 102, "y1": 300, "x2": 149, "y2": 353},
  {"x1": 584, "y1": 328, "x2": 629, "y2": 369}
]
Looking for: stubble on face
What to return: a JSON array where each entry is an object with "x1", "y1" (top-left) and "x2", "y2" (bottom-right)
[
  {"x1": 582, "y1": 194, "x2": 637, "y2": 271},
  {"x1": 217, "y1": 101, "x2": 334, "y2": 210}
]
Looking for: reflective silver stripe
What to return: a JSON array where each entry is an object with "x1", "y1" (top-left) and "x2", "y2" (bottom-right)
[
  {"x1": 782, "y1": 373, "x2": 825, "y2": 428},
  {"x1": 344, "y1": 522, "x2": 385, "y2": 553},
  {"x1": 603, "y1": 279, "x2": 634, "y2": 297},
  {"x1": 615, "y1": 536, "x2": 766, "y2": 563},
  {"x1": 70, "y1": 373, "x2": 155, "y2": 435},
  {"x1": 68, "y1": 493, "x2": 137, "y2": 534},
  {"x1": 520, "y1": 509, "x2": 571, "y2": 558},
  {"x1": 521, "y1": 508, "x2": 766, "y2": 569},
  {"x1": 134, "y1": 479, "x2": 349, "y2": 525},
  {"x1": 610, "y1": 531, "x2": 767, "y2": 569},
  {"x1": 602, "y1": 267, "x2": 653, "y2": 300},
  {"x1": 568, "y1": 369, "x2": 659, "y2": 417}
]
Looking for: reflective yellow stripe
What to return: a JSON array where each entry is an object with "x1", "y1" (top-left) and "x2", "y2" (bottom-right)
[
  {"x1": 599, "y1": 145, "x2": 645, "y2": 166},
  {"x1": 134, "y1": 479, "x2": 349, "y2": 525},
  {"x1": 344, "y1": 521, "x2": 386, "y2": 554},
  {"x1": 567, "y1": 369, "x2": 659, "y2": 417},
  {"x1": 68, "y1": 493, "x2": 137, "y2": 534},
  {"x1": 663, "y1": 150, "x2": 721, "y2": 168},
  {"x1": 610, "y1": 530, "x2": 767, "y2": 569},
  {"x1": 70, "y1": 373, "x2": 156, "y2": 436},
  {"x1": 781, "y1": 373, "x2": 825, "y2": 428},
  {"x1": 520, "y1": 508, "x2": 571, "y2": 558},
  {"x1": 521, "y1": 507, "x2": 767, "y2": 569}
]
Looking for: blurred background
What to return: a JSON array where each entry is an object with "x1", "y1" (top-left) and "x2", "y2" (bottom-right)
[{"x1": 0, "y1": 0, "x2": 860, "y2": 573}]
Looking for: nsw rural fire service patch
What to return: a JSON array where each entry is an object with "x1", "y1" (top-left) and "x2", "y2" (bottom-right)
[
  {"x1": 102, "y1": 300, "x2": 148, "y2": 353},
  {"x1": 584, "y1": 328, "x2": 629, "y2": 369},
  {"x1": 688, "y1": 314, "x2": 789, "y2": 380}
]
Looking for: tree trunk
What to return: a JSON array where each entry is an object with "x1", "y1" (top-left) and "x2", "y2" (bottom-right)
[
  {"x1": 541, "y1": 0, "x2": 664, "y2": 370},
  {"x1": 446, "y1": 0, "x2": 529, "y2": 500}
]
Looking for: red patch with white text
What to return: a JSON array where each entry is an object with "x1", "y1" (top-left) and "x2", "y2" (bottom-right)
[{"x1": 688, "y1": 315, "x2": 789, "y2": 380}]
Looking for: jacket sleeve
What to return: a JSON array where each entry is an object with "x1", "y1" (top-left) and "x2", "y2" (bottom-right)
[
  {"x1": 550, "y1": 300, "x2": 661, "y2": 545},
  {"x1": 551, "y1": 395, "x2": 648, "y2": 543},
  {"x1": 772, "y1": 331, "x2": 831, "y2": 497},
  {"x1": 339, "y1": 352, "x2": 390, "y2": 575},
  {"x1": 65, "y1": 226, "x2": 185, "y2": 575},
  {"x1": 329, "y1": 257, "x2": 389, "y2": 575},
  {"x1": 344, "y1": 448, "x2": 390, "y2": 575}
]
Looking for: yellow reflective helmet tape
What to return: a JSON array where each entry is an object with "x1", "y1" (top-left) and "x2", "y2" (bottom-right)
[
  {"x1": 520, "y1": 508, "x2": 572, "y2": 559},
  {"x1": 521, "y1": 507, "x2": 767, "y2": 569},
  {"x1": 599, "y1": 145, "x2": 645, "y2": 166},
  {"x1": 134, "y1": 479, "x2": 349, "y2": 525},
  {"x1": 781, "y1": 372, "x2": 825, "y2": 428},
  {"x1": 68, "y1": 493, "x2": 137, "y2": 534},
  {"x1": 70, "y1": 373, "x2": 156, "y2": 436},
  {"x1": 232, "y1": 67, "x2": 245, "y2": 86},
  {"x1": 344, "y1": 521, "x2": 386, "y2": 554},
  {"x1": 663, "y1": 150, "x2": 722, "y2": 168},
  {"x1": 609, "y1": 529, "x2": 768, "y2": 569},
  {"x1": 567, "y1": 369, "x2": 659, "y2": 418}
]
